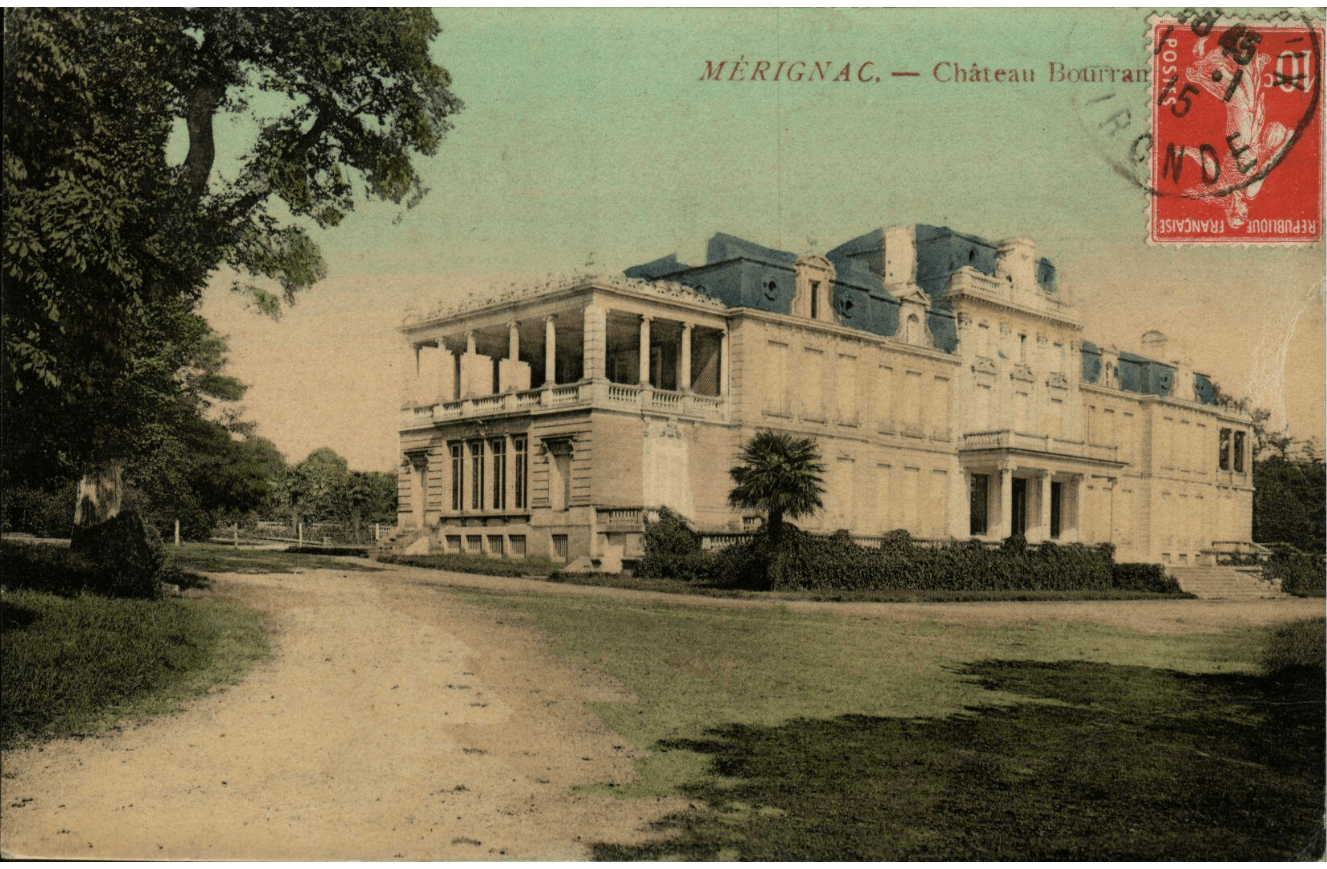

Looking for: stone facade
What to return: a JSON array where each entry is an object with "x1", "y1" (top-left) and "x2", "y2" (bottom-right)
[{"x1": 397, "y1": 225, "x2": 1255, "y2": 566}]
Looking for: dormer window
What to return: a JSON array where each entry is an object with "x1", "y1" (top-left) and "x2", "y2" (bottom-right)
[{"x1": 792, "y1": 255, "x2": 835, "y2": 321}]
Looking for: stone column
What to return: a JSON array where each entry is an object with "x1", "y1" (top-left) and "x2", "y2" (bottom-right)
[
  {"x1": 437, "y1": 338, "x2": 455, "y2": 403},
  {"x1": 996, "y1": 465, "x2": 1013, "y2": 540},
  {"x1": 638, "y1": 315, "x2": 652, "y2": 386},
  {"x1": 508, "y1": 322, "x2": 520, "y2": 362},
  {"x1": 402, "y1": 341, "x2": 421, "y2": 407},
  {"x1": 583, "y1": 302, "x2": 607, "y2": 381},
  {"x1": 1038, "y1": 471, "x2": 1052, "y2": 542},
  {"x1": 719, "y1": 329, "x2": 730, "y2": 397},
  {"x1": 544, "y1": 315, "x2": 557, "y2": 386},
  {"x1": 1072, "y1": 474, "x2": 1082, "y2": 543},
  {"x1": 679, "y1": 323, "x2": 693, "y2": 392}
]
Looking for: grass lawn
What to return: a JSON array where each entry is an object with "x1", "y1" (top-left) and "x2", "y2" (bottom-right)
[
  {"x1": 1, "y1": 589, "x2": 270, "y2": 748},
  {"x1": 459, "y1": 589, "x2": 1325, "y2": 860},
  {"x1": 168, "y1": 542, "x2": 381, "y2": 575}
]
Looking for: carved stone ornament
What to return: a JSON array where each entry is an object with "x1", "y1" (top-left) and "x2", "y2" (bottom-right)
[
  {"x1": 1046, "y1": 371, "x2": 1070, "y2": 389},
  {"x1": 971, "y1": 356, "x2": 998, "y2": 376},
  {"x1": 1010, "y1": 363, "x2": 1035, "y2": 382}
]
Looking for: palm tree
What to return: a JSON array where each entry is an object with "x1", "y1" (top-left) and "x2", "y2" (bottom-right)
[{"x1": 728, "y1": 430, "x2": 826, "y2": 543}]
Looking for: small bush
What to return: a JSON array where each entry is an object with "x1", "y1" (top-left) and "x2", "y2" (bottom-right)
[
  {"x1": 636, "y1": 508, "x2": 723, "y2": 582},
  {"x1": 1264, "y1": 546, "x2": 1326, "y2": 597},
  {"x1": 0, "y1": 480, "x2": 76, "y2": 539},
  {"x1": 68, "y1": 511, "x2": 164, "y2": 599},
  {"x1": 1110, "y1": 562, "x2": 1182, "y2": 593},
  {"x1": 1261, "y1": 617, "x2": 1327, "y2": 677}
]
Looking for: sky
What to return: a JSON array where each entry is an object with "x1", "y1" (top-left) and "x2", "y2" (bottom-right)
[{"x1": 199, "y1": 8, "x2": 1325, "y2": 472}]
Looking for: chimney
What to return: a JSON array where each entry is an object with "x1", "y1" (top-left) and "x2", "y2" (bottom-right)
[
  {"x1": 1141, "y1": 330, "x2": 1168, "y2": 358},
  {"x1": 994, "y1": 237, "x2": 1038, "y2": 290}
]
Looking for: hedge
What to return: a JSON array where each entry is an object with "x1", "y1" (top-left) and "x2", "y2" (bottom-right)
[{"x1": 639, "y1": 517, "x2": 1180, "y2": 594}]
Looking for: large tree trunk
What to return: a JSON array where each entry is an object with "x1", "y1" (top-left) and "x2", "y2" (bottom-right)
[{"x1": 74, "y1": 460, "x2": 124, "y2": 527}]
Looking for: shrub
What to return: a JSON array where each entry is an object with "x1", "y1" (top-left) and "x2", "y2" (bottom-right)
[
  {"x1": 0, "y1": 481, "x2": 76, "y2": 539},
  {"x1": 68, "y1": 512, "x2": 165, "y2": 599},
  {"x1": 637, "y1": 507, "x2": 722, "y2": 582},
  {"x1": 1261, "y1": 617, "x2": 1327, "y2": 677},
  {"x1": 1264, "y1": 546, "x2": 1326, "y2": 597},
  {"x1": 1110, "y1": 562, "x2": 1181, "y2": 593}
]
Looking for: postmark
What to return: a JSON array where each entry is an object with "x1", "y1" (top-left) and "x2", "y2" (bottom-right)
[{"x1": 1147, "y1": 11, "x2": 1324, "y2": 245}]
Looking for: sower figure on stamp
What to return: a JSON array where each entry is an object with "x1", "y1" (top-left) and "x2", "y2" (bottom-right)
[{"x1": 1182, "y1": 36, "x2": 1290, "y2": 227}]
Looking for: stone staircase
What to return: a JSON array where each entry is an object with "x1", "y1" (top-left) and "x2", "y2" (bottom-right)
[
  {"x1": 372, "y1": 526, "x2": 430, "y2": 557},
  {"x1": 1169, "y1": 565, "x2": 1284, "y2": 600}
]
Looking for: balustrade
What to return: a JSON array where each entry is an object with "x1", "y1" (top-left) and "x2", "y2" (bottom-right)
[{"x1": 401, "y1": 379, "x2": 727, "y2": 428}]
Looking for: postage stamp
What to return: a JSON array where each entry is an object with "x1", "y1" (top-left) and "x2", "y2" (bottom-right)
[{"x1": 1149, "y1": 11, "x2": 1324, "y2": 245}]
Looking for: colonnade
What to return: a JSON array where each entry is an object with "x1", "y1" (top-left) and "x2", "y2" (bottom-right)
[{"x1": 406, "y1": 303, "x2": 729, "y2": 405}]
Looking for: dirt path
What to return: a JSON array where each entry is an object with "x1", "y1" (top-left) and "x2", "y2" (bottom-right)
[
  {"x1": 2, "y1": 564, "x2": 1320, "y2": 860},
  {"x1": 0, "y1": 567, "x2": 685, "y2": 860}
]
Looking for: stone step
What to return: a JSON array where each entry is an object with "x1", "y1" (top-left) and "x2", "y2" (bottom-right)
[{"x1": 1168, "y1": 565, "x2": 1283, "y2": 600}]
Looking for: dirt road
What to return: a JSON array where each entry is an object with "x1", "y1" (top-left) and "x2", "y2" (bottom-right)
[
  {"x1": 2, "y1": 563, "x2": 1320, "y2": 860},
  {"x1": 0, "y1": 567, "x2": 685, "y2": 860}
]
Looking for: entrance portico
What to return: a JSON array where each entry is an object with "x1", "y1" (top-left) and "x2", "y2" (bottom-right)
[{"x1": 961, "y1": 445, "x2": 1124, "y2": 543}]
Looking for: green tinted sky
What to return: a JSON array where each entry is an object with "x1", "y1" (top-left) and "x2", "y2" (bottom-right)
[{"x1": 201, "y1": 8, "x2": 1324, "y2": 470}]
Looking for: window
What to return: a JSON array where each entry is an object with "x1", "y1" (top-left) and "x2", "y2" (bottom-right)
[
  {"x1": 490, "y1": 437, "x2": 507, "y2": 510},
  {"x1": 469, "y1": 441, "x2": 485, "y2": 510},
  {"x1": 1233, "y1": 431, "x2": 1246, "y2": 472},
  {"x1": 487, "y1": 535, "x2": 504, "y2": 556},
  {"x1": 466, "y1": 534, "x2": 483, "y2": 554},
  {"x1": 552, "y1": 534, "x2": 569, "y2": 561},
  {"x1": 514, "y1": 435, "x2": 528, "y2": 509},
  {"x1": 1219, "y1": 428, "x2": 1231, "y2": 470},
  {"x1": 509, "y1": 535, "x2": 526, "y2": 557},
  {"x1": 810, "y1": 281, "x2": 821, "y2": 319},
  {"x1": 450, "y1": 443, "x2": 464, "y2": 511},
  {"x1": 970, "y1": 474, "x2": 989, "y2": 535},
  {"x1": 1019, "y1": 334, "x2": 1027, "y2": 362},
  {"x1": 446, "y1": 535, "x2": 462, "y2": 553}
]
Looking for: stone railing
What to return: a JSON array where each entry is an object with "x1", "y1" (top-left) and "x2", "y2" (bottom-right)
[
  {"x1": 947, "y1": 268, "x2": 1076, "y2": 321},
  {"x1": 597, "y1": 506, "x2": 662, "y2": 528},
  {"x1": 402, "y1": 380, "x2": 728, "y2": 429}
]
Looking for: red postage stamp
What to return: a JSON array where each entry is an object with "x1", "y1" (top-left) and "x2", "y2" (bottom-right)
[{"x1": 1149, "y1": 13, "x2": 1324, "y2": 245}]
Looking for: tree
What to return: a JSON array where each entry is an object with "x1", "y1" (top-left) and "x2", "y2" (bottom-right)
[
  {"x1": 283, "y1": 447, "x2": 350, "y2": 525},
  {"x1": 3, "y1": 9, "x2": 461, "y2": 523},
  {"x1": 728, "y1": 431, "x2": 826, "y2": 544}
]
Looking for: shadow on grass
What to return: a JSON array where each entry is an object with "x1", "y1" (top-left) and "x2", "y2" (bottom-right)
[{"x1": 594, "y1": 660, "x2": 1325, "y2": 861}]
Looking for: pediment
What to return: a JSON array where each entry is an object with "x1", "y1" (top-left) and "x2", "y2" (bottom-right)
[
  {"x1": 895, "y1": 285, "x2": 930, "y2": 305},
  {"x1": 971, "y1": 356, "x2": 998, "y2": 376},
  {"x1": 1046, "y1": 372, "x2": 1070, "y2": 390},
  {"x1": 1010, "y1": 363, "x2": 1035, "y2": 382}
]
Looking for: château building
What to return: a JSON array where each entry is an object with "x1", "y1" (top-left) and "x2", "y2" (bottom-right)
[{"x1": 396, "y1": 226, "x2": 1255, "y2": 569}]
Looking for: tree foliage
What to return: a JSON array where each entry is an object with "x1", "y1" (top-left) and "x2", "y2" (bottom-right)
[
  {"x1": 3, "y1": 8, "x2": 461, "y2": 488},
  {"x1": 275, "y1": 447, "x2": 396, "y2": 530},
  {"x1": 728, "y1": 431, "x2": 826, "y2": 542}
]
